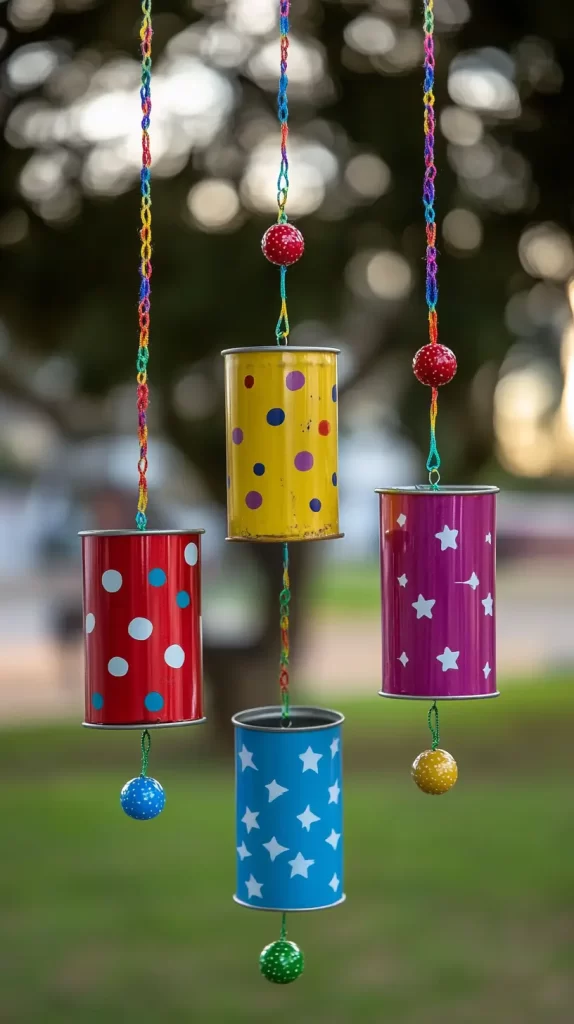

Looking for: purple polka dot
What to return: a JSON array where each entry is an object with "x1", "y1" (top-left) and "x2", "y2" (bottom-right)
[
  {"x1": 286, "y1": 370, "x2": 305, "y2": 391},
  {"x1": 294, "y1": 451, "x2": 314, "y2": 472},
  {"x1": 310, "y1": 498, "x2": 322, "y2": 512},
  {"x1": 232, "y1": 427, "x2": 243, "y2": 444},
  {"x1": 245, "y1": 490, "x2": 263, "y2": 510}
]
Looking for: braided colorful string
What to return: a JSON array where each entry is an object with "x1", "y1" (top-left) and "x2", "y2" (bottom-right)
[
  {"x1": 136, "y1": 0, "x2": 152, "y2": 530},
  {"x1": 279, "y1": 543, "x2": 291, "y2": 719},
  {"x1": 423, "y1": 0, "x2": 440, "y2": 485},
  {"x1": 275, "y1": 0, "x2": 290, "y2": 346}
]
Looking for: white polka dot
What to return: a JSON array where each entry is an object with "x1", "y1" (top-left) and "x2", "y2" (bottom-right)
[
  {"x1": 128, "y1": 617, "x2": 153, "y2": 641},
  {"x1": 184, "y1": 542, "x2": 198, "y2": 566},
  {"x1": 108, "y1": 657, "x2": 129, "y2": 677},
  {"x1": 85, "y1": 613, "x2": 95, "y2": 634},
  {"x1": 164, "y1": 644, "x2": 185, "y2": 669},
  {"x1": 102, "y1": 570, "x2": 122, "y2": 593}
]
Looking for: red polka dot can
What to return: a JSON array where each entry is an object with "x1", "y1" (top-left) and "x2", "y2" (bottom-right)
[
  {"x1": 222, "y1": 347, "x2": 341, "y2": 542},
  {"x1": 80, "y1": 530, "x2": 205, "y2": 728}
]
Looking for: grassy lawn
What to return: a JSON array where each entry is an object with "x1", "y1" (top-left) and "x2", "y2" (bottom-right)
[{"x1": 1, "y1": 679, "x2": 573, "y2": 1023}]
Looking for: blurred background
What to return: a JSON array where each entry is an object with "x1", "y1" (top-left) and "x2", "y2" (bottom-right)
[{"x1": 1, "y1": 0, "x2": 573, "y2": 1021}]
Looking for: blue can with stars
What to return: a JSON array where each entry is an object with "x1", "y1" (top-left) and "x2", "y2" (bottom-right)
[{"x1": 232, "y1": 706, "x2": 344, "y2": 912}]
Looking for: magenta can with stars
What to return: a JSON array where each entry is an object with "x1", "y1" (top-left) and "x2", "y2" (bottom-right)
[
  {"x1": 222, "y1": 347, "x2": 342, "y2": 542},
  {"x1": 376, "y1": 486, "x2": 499, "y2": 700}
]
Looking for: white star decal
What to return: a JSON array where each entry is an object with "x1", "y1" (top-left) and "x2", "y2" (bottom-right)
[
  {"x1": 288, "y1": 852, "x2": 315, "y2": 879},
  {"x1": 482, "y1": 592, "x2": 493, "y2": 616},
  {"x1": 485, "y1": 533, "x2": 492, "y2": 544},
  {"x1": 328, "y1": 873, "x2": 340, "y2": 893},
  {"x1": 398, "y1": 574, "x2": 408, "y2": 587},
  {"x1": 328, "y1": 779, "x2": 341, "y2": 805},
  {"x1": 237, "y1": 744, "x2": 257, "y2": 772},
  {"x1": 483, "y1": 662, "x2": 491, "y2": 679},
  {"x1": 265, "y1": 779, "x2": 288, "y2": 802},
  {"x1": 325, "y1": 829, "x2": 341, "y2": 850},
  {"x1": 435, "y1": 524, "x2": 458, "y2": 550},
  {"x1": 412, "y1": 593, "x2": 435, "y2": 619},
  {"x1": 236, "y1": 841, "x2": 251, "y2": 861},
  {"x1": 297, "y1": 805, "x2": 321, "y2": 832},
  {"x1": 263, "y1": 836, "x2": 289, "y2": 862},
  {"x1": 398, "y1": 651, "x2": 409, "y2": 667},
  {"x1": 396, "y1": 513, "x2": 407, "y2": 527},
  {"x1": 245, "y1": 874, "x2": 263, "y2": 899},
  {"x1": 436, "y1": 647, "x2": 460, "y2": 672},
  {"x1": 456, "y1": 572, "x2": 480, "y2": 590},
  {"x1": 330, "y1": 737, "x2": 339, "y2": 758},
  {"x1": 299, "y1": 746, "x2": 323, "y2": 773},
  {"x1": 241, "y1": 807, "x2": 260, "y2": 833}
]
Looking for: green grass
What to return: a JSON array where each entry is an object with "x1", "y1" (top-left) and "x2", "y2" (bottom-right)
[
  {"x1": 1, "y1": 679, "x2": 574, "y2": 1023},
  {"x1": 309, "y1": 561, "x2": 380, "y2": 614}
]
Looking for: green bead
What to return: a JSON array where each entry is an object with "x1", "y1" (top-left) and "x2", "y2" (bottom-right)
[{"x1": 259, "y1": 939, "x2": 304, "y2": 984}]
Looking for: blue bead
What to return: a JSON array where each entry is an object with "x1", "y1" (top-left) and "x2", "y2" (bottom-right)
[
  {"x1": 120, "y1": 776, "x2": 165, "y2": 821},
  {"x1": 176, "y1": 590, "x2": 191, "y2": 608},
  {"x1": 148, "y1": 568, "x2": 167, "y2": 587}
]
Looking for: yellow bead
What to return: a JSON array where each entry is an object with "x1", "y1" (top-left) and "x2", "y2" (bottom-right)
[{"x1": 411, "y1": 748, "x2": 458, "y2": 795}]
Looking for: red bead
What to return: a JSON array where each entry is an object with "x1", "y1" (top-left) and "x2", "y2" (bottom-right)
[
  {"x1": 261, "y1": 223, "x2": 305, "y2": 266},
  {"x1": 413, "y1": 344, "x2": 457, "y2": 387}
]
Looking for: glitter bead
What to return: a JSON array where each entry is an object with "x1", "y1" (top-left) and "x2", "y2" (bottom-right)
[
  {"x1": 411, "y1": 748, "x2": 458, "y2": 795},
  {"x1": 261, "y1": 223, "x2": 305, "y2": 266},
  {"x1": 412, "y1": 343, "x2": 457, "y2": 387},
  {"x1": 259, "y1": 939, "x2": 304, "y2": 984}
]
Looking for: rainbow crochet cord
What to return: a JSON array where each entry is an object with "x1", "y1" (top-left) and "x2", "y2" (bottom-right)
[
  {"x1": 136, "y1": 0, "x2": 152, "y2": 530},
  {"x1": 423, "y1": 0, "x2": 440, "y2": 484}
]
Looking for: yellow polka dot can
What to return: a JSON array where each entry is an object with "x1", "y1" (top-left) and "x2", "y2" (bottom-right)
[{"x1": 222, "y1": 347, "x2": 341, "y2": 542}]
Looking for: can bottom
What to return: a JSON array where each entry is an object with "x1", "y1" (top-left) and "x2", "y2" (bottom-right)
[
  {"x1": 82, "y1": 717, "x2": 207, "y2": 730},
  {"x1": 233, "y1": 894, "x2": 346, "y2": 913},
  {"x1": 379, "y1": 691, "x2": 500, "y2": 701},
  {"x1": 226, "y1": 533, "x2": 345, "y2": 544}
]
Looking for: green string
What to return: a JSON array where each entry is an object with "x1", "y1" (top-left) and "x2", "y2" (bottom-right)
[
  {"x1": 280, "y1": 912, "x2": 287, "y2": 940},
  {"x1": 141, "y1": 728, "x2": 151, "y2": 776},
  {"x1": 427, "y1": 702, "x2": 439, "y2": 750}
]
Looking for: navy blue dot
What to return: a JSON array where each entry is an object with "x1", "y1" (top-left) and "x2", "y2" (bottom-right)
[
  {"x1": 332, "y1": 385, "x2": 337, "y2": 403},
  {"x1": 92, "y1": 692, "x2": 104, "y2": 710},
  {"x1": 145, "y1": 691, "x2": 164, "y2": 712},
  {"x1": 253, "y1": 462, "x2": 265, "y2": 476},
  {"x1": 176, "y1": 590, "x2": 191, "y2": 608},
  {"x1": 148, "y1": 568, "x2": 166, "y2": 587},
  {"x1": 310, "y1": 498, "x2": 322, "y2": 512},
  {"x1": 332, "y1": 472, "x2": 337, "y2": 486},
  {"x1": 266, "y1": 407, "x2": 285, "y2": 426}
]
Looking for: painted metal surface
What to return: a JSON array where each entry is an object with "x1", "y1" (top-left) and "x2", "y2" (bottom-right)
[
  {"x1": 223, "y1": 347, "x2": 341, "y2": 541},
  {"x1": 377, "y1": 486, "x2": 498, "y2": 699},
  {"x1": 81, "y1": 530, "x2": 204, "y2": 727},
  {"x1": 233, "y1": 706, "x2": 344, "y2": 912}
]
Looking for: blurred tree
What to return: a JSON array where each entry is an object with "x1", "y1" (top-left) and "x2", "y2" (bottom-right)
[{"x1": 0, "y1": 0, "x2": 572, "y2": 734}]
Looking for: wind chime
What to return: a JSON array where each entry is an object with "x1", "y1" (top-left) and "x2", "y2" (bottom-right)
[
  {"x1": 223, "y1": 1, "x2": 344, "y2": 984},
  {"x1": 377, "y1": 0, "x2": 499, "y2": 794},
  {"x1": 80, "y1": 0, "x2": 205, "y2": 817}
]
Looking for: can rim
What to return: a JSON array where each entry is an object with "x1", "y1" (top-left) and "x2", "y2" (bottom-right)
[
  {"x1": 232, "y1": 894, "x2": 346, "y2": 912},
  {"x1": 79, "y1": 529, "x2": 205, "y2": 537},
  {"x1": 221, "y1": 346, "x2": 340, "y2": 355},
  {"x1": 379, "y1": 691, "x2": 500, "y2": 700},
  {"x1": 82, "y1": 717, "x2": 207, "y2": 729},
  {"x1": 232, "y1": 704, "x2": 344, "y2": 731},
  {"x1": 375, "y1": 485, "x2": 499, "y2": 496}
]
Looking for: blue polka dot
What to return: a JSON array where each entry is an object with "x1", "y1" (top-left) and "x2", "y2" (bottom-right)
[
  {"x1": 332, "y1": 472, "x2": 338, "y2": 486},
  {"x1": 148, "y1": 568, "x2": 166, "y2": 587},
  {"x1": 266, "y1": 408, "x2": 285, "y2": 426},
  {"x1": 144, "y1": 691, "x2": 164, "y2": 712},
  {"x1": 253, "y1": 462, "x2": 265, "y2": 476},
  {"x1": 176, "y1": 590, "x2": 191, "y2": 608},
  {"x1": 332, "y1": 385, "x2": 337, "y2": 403},
  {"x1": 92, "y1": 692, "x2": 104, "y2": 710},
  {"x1": 310, "y1": 498, "x2": 322, "y2": 512}
]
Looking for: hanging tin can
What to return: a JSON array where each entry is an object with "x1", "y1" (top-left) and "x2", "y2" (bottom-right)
[
  {"x1": 80, "y1": 529, "x2": 205, "y2": 728},
  {"x1": 222, "y1": 347, "x2": 341, "y2": 542},
  {"x1": 233, "y1": 706, "x2": 344, "y2": 912},
  {"x1": 377, "y1": 486, "x2": 499, "y2": 700}
]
